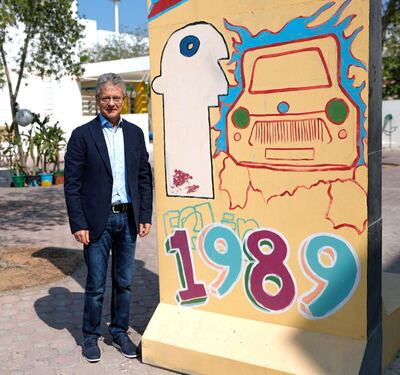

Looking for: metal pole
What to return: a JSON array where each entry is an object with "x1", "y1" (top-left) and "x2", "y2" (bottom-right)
[{"x1": 114, "y1": 0, "x2": 120, "y2": 34}]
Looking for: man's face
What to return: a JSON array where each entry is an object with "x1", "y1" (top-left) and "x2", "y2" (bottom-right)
[{"x1": 96, "y1": 83, "x2": 125, "y2": 124}]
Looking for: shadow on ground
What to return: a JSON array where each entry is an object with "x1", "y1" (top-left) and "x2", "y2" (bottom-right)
[
  {"x1": 32, "y1": 247, "x2": 83, "y2": 275},
  {"x1": 0, "y1": 188, "x2": 67, "y2": 230},
  {"x1": 383, "y1": 252, "x2": 400, "y2": 274},
  {"x1": 34, "y1": 258, "x2": 159, "y2": 347},
  {"x1": 0, "y1": 247, "x2": 83, "y2": 291}
]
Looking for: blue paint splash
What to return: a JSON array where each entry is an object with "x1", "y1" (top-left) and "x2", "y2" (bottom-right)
[{"x1": 215, "y1": 0, "x2": 367, "y2": 165}]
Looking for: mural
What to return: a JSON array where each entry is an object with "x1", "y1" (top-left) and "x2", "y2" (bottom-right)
[
  {"x1": 153, "y1": 22, "x2": 229, "y2": 198},
  {"x1": 164, "y1": 223, "x2": 360, "y2": 319},
  {"x1": 215, "y1": 0, "x2": 368, "y2": 234},
  {"x1": 150, "y1": 0, "x2": 369, "y2": 338}
]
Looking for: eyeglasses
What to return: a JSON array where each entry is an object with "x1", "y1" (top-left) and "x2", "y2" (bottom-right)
[{"x1": 97, "y1": 96, "x2": 124, "y2": 104}]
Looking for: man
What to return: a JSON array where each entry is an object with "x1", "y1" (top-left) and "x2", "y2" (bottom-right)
[{"x1": 64, "y1": 73, "x2": 153, "y2": 362}]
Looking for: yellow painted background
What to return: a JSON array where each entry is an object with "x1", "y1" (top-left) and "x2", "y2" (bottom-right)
[{"x1": 149, "y1": 0, "x2": 369, "y2": 340}]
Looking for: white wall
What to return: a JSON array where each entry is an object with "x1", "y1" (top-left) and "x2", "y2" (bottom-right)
[
  {"x1": 382, "y1": 100, "x2": 400, "y2": 148},
  {"x1": 0, "y1": 74, "x2": 82, "y2": 134}
]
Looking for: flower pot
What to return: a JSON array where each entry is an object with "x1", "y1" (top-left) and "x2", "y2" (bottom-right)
[
  {"x1": 53, "y1": 173, "x2": 64, "y2": 185},
  {"x1": 40, "y1": 173, "x2": 53, "y2": 187},
  {"x1": 26, "y1": 175, "x2": 41, "y2": 187},
  {"x1": 12, "y1": 175, "x2": 25, "y2": 188},
  {"x1": 0, "y1": 168, "x2": 13, "y2": 187}
]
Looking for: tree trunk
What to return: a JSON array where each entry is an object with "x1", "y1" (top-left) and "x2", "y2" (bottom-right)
[{"x1": 10, "y1": 103, "x2": 25, "y2": 174}]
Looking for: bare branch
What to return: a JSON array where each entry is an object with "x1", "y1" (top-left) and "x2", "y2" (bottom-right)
[
  {"x1": 14, "y1": 26, "x2": 32, "y2": 99},
  {"x1": 0, "y1": 43, "x2": 15, "y2": 109}
]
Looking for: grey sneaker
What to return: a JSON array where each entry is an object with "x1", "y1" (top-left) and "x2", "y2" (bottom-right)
[
  {"x1": 112, "y1": 333, "x2": 140, "y2": 358},
  {"x1": 82, "y1": 336, "x2": 101, "y2": 362}
]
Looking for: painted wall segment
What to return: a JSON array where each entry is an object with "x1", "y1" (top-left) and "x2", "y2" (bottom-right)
[{"x1": 148, "y1": 0, "x2": 370, "y2": 340}]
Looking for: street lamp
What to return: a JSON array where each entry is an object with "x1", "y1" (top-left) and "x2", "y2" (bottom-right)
[{"x1": 15, "y1": 108, "x2": 33, "y2": 127}]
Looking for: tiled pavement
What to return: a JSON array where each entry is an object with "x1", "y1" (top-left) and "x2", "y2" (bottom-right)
[
  {"x1": 0, "y1": 148, "x2": 399, "y2": 374},
  {"x1": 0, "y1": 187, "x2": 173, "y2": 374}
]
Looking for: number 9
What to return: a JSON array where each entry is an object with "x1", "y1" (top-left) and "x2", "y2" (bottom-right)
[{"x1": 298, "y1": 233, "x2": 360, "y2": 319}]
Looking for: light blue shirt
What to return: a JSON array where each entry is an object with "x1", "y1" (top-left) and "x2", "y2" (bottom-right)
[{"x1": 99, "y1": 113, "x2": 131, "y2": 204}]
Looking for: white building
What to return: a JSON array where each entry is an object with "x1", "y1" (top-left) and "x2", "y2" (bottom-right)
[
  {"x1": 0, "y1": 2, "x2": 150, "y2": 143},
  {"x1": 79, "y1": 18, "x2": 148, "y2": 50}
]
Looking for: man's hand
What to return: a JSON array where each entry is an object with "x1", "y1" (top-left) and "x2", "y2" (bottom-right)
[
  {"x1": 74, "y1": 230, "x2": 90, "y2": 245},
  {"x1": 139, "y1": 223, "x2": 152, "y2": 238}
]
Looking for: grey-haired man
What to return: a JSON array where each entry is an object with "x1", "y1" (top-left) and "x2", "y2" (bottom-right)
[{"x1": 64, "y1": 73, "x2": 153, "y2": 362}]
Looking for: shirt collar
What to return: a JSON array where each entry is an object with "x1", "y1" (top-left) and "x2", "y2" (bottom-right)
[{"x1": 99, "y1": 113, "x2": 123, "y2": 129}]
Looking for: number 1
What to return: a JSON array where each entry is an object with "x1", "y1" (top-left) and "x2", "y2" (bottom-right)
[{"x1": 165, "y1": 229, "x2": 208, "y2": 305}]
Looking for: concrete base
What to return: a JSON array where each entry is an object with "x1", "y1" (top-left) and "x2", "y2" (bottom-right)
[
  {"x1": 142, "y1": 303, "x2": 366, "y2": 375},
  {"x1": 383, "y1": 272, "x2": 400, "y2": 369}
]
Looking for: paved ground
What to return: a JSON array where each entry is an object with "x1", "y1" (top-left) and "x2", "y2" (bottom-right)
[
  {"x1": 382, "y1": 148, "x2": 400, "y2": 274},
  {"x1": 0, "y1": 187, "x2": 174, "y2": 374},
  {"x1": 0, "y1": 148, "x2": 399, "y2": 374}
]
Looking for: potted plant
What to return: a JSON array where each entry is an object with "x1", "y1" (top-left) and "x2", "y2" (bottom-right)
[
  {"x1": 21, "y1": 118, "x2": 41, "y2": 187},
  {"x1": 1, "y1": 124, "x2": 25, "y2": 187},
  {"x1": 0, "y1": 127, "x2": 13, "y2": 187},
  {"x1": 29, "y1": 114, "x2": 66, "y2": 187},
  {"x1": 53, "y1": 169, "x2": 64, "y2": 185},
  {"x1": 47, "y1": 122, "x2": 66, "y2": 185}
]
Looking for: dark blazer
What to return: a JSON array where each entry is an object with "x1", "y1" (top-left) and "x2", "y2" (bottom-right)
[{"x1": 64, "y1": 115, "x2": 153, "y2": 241}]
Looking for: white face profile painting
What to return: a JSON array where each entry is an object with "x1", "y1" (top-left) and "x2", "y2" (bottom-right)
[{"x1": 153, "y1": 22, "x2": 229, "y2": 198}]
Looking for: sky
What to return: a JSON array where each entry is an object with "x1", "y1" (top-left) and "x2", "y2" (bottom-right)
[
  {"x1": 78, "y1": 0, "x2": 389, "y2": 32},
  {"x1": 78, "y1": 0, "x2": 148, "y2": 32}
]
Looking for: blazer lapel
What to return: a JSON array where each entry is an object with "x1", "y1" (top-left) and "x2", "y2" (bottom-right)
[{"x1": 89, "y1": 116, "x2": 112, "y2": 177}]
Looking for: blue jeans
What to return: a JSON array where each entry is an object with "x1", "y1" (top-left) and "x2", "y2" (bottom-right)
[{"x1": 82, "y1": 210, "x2": 137, "y2": 339}]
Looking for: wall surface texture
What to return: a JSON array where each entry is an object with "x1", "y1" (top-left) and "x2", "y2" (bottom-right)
[{"x1": 143, "y1": 1, "x2": 382, "y2": 373}]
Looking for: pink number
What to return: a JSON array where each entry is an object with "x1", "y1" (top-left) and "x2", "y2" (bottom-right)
[
  {"x1": 243, "y1": 229, "x2": 296, "y2": 312},
  {"x1": 165, "y1": 229, "x2": 208, "y2": 305}
]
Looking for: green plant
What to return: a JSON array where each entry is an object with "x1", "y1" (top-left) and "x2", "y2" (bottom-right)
[
  {"x1": 382, "y1": 0, "x2": 400, "y2": 99},
  {"x1": 0, "y1": 0, "x2": 84, "y2": 169},
  {"x1": 1, "y1": 123, "x2": 22, "y2": 175},
  {"x1": 43, "y1": 121, "x2": 66, "y2": 172},
  {"x1": 29, "y1": 114, "x2": 66, "y2": 173}
]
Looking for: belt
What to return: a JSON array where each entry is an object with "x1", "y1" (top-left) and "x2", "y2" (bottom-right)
[{"x1": 111, "y1": 203, "x2": 130, "y2": 213}]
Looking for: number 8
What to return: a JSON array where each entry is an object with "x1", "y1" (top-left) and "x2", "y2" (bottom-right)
[{"x1": 243, "y1": 229, "x2": 296, "y2": 312}]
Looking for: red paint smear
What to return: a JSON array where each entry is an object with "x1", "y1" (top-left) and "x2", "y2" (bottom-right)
[
  {"x1": 172, "y1": 169, "x2": 192, "y2": 188},
  {"x1": 148, "y1": 0, "x2": 183, "y2": 19},
  {"x1": 187, "y1": 185, "x2": 199, "y2": 194}
]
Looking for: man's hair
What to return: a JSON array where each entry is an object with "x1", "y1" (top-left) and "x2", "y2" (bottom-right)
[{"x1": 96, "y1": 73, "x2": 126, "y2": 96}]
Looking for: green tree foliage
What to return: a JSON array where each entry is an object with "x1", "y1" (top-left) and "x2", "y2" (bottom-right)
[
  {"x1": 382, "y1": 0, "x2": 400, "y2": 99},
  {"x1": 80, "y1": 28, "x2": 149, "y2": 63},
  {"x1": 0, "y1": 0, "x2": 84, "y2": 168}
]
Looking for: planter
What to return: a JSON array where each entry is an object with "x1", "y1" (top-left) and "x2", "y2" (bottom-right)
[
  {"x1": 26, "y1": 175, "x2": 41, "y2": 187},
  {"x1": 0, "y1": 168, "x2": 13, "y2": 187},
  {"x1": 12, "y1": 175, "x2": 25, "y2": 188},
  {"x1": 40, "y1": 173, "x2": 53, "y2": 187},
  {"x1": 53, "y1": 173, "x2": 64, "y2": 185}
]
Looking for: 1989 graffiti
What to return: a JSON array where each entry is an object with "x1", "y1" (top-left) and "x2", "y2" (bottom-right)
[{"x1": 165, "y1": 225, "x2": 360, "y2": 320}]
